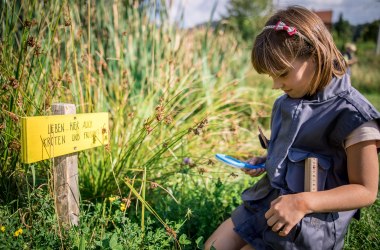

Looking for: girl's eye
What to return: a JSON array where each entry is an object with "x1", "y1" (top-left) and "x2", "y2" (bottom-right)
[{"x1": 279, "y1": 72, "x2": 288, "y2": 78}]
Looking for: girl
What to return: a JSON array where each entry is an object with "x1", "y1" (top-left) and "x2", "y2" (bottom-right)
[{"x1": 205, "y1": 6, "x2": 380, "y2": 250}]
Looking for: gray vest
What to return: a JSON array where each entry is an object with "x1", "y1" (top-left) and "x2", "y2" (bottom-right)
[
  {"x1": 268, "y1": 73, "x2": 380, "y2": 194},
  {"x1": 242, "y1": 73, "x2": 380, "y2": 201},
  {"x1": 239, "y1": 74, "x2": 380, "y2": 250}
]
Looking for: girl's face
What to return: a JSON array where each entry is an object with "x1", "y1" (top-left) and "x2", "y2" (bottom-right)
[{"x1": 270, "y1": 58, "x2": 316, "y2": 98}]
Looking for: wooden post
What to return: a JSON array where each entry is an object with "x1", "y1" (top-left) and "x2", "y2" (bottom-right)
[
  {"x1": 52, "y1": 103, "x2": 79, "y2": 227},
  {"x1": 305, "y1": 157, "x2": 318, "y2": 192}
]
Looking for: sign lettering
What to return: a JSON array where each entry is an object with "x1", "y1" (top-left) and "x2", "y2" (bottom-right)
[{"x1": 21, "y1": 113, "x2": 109, "y2": 163}]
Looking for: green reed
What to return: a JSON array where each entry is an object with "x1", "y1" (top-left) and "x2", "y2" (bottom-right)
[{"x1": 0, "y1": 0, "x2": 271, "y2": 218}]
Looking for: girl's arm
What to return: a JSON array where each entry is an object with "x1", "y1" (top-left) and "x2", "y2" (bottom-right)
[{"x1": 265, "y1": 140, "x2": 379, "y2": 236}]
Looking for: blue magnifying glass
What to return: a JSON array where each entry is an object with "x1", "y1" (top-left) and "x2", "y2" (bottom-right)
[{"x1": 215, "y1": 154, "x2": 265, "y2": 169}]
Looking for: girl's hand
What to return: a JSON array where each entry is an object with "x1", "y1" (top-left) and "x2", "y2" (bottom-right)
[
  {"x1": 264, "y1": 193, "x2": 309, "y2": 237},
  {"x1": 241, "y1": 156, "x2": 266, "y2": 177},
  {"x1": 241, "y1": 167, "x2": 266, "y2": 177}
]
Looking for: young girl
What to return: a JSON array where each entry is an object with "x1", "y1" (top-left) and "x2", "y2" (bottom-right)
[{"x1": 205, "y1": 6, "x2": 380, "y2": 250}]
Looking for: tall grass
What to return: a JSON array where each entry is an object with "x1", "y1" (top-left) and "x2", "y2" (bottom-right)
[
  {"x1": 1, "y1": 0, "x2": 272, "y2": 242},
  {"x1": 1, "y1": 1, "x2": 379, "y2": 249}
]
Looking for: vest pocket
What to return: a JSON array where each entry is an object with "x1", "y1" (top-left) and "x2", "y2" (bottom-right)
[{"x1": 285, "y1": 148, "x2": 332, "y2": 193}]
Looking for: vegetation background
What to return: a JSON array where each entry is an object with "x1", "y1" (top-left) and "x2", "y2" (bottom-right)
[{"x1": 0, "y1": 0, "x2": 379, "y2": 249}]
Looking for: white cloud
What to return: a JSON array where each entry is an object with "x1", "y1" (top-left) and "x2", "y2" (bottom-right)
[{"x1": 169, "y1": 0, "x2": 229, "y2": 28}]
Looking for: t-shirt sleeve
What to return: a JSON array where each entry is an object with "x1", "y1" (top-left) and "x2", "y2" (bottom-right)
[{"x1": 344, "y1": 120, "x2": 380, "y2": 149}]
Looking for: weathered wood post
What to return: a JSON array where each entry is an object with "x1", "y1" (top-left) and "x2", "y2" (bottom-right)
[{"x1": 52, "y1": 103, "x2": 79, "y2": 227}]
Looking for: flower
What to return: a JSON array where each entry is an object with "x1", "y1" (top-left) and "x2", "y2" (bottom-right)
[
  {"x1": 120, "y1": 203, "x2": 126, "y2": 212},
  {"x1": 14, "y1": 228, "x2": 23, "y2": 237},
  {"x1": 108, "y1": 196, "x2": 118, "y2": 203},
  {"x1": 183, "y1": 157, "x2": 192, "y2": 165},
  {"x1": 1, "y1": 226, "x2": 5, "y2": 232}
]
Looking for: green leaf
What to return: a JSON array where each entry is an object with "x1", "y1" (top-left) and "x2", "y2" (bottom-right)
[
  {"x1": 196, "y1": 236, "x2": 204, "y2": 249},
  {"x1": 109, "y1": 233, "x2": 122, "y2": 250},
  {"x1": 179, "y1": 234, "x2": 191, "y2": 245},
  {"x1": 78, "y1": 236, "x2": 86, "y2": 250}
]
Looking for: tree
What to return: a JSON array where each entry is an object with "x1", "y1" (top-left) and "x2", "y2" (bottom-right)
[
  {"x1": 333, "y1": 13, "x2": 353, "y2": 41},
  {"x1": 224, "y1": 0, "x2": 273, "y2": 41},
  {"x1": 359, "y1": 20, "x2": 380, "y2": 43}
]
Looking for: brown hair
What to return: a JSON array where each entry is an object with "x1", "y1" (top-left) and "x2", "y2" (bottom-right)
[{"x1": 251, "y1": 6, "x2": 347, "y2": 95}]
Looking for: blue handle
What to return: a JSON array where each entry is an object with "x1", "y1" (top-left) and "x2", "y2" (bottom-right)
[{"x1": 215, "y1": 154, "x2": 265, "y2": 169}]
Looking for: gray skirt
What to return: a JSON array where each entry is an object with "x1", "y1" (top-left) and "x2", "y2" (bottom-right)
[{"x1": 231, "y1": 175, "x2": 356, "y2": 250}]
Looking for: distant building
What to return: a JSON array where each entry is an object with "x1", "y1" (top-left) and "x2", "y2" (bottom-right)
[{"x1": 313, "y1": 10, "x2": 333, "y2": 31}]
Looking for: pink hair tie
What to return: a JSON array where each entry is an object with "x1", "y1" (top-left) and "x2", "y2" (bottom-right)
[
  {"x1": 263, "y1": 20, "x2": 309, "y2": 42},
  {"x1": 274, "y1": 21, "x2": 297, "y2": 35}
]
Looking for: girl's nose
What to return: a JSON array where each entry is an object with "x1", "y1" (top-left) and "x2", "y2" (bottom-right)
[{"x1": 272, "y1": 79, "x2": 283, "y2": 90}]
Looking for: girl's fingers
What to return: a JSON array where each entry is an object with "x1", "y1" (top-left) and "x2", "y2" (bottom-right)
[
  {"x1": 272, "y1": 222, "x2": 286, "y2": 233},
  {"x1": 278, "y1": 224, "x2": 292, "y2": 236},
  {"x1": 266, "y1": 213, "x2": 277, "y2": 226}
]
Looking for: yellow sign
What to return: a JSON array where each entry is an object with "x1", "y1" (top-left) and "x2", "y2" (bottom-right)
[{"x1": 21, "y1": 113, "x2": 109, "y2": 164}]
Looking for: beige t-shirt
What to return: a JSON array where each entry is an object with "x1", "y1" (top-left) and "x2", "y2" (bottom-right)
[{"x1": 344, "y1": 120, "x2": 380, "y2": 149}]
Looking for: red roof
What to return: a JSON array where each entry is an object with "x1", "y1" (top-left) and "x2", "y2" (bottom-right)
[{"x1": 314, "y1": 10, "x2": 333, "y2": 24}]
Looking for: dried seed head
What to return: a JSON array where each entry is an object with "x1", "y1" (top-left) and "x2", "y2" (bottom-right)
[
  {"x1": 164, "y1": 115, "x2": 173, "y2": 125},
  {"x1": 155, "y1": 98, "x2": 165, "y2": 122},
  {"x1": 197, "y1": 118, "x2": 208, "y2": 129},
  {"x1": 193, "y1": 128, "x2": 200, "y2": 135},
  {"x1": 63, "y1": 72, "x2": 72, "y2": 84},
  {"x1": 17, "y1": 94, "x2": 23, "y2": 108},
  {"x1": 122, "y1": 198, "x2": 131, "y2": 208},
  {"x1": 9, "y1": 77, "x2": 20, "y2": 89},
  {"x1": 150, "y1": 182, "x2": 159, "y2": 189},
  {"x1": 144, "y1": 119, "x2": 153, "y2": 134},
  {"x1": 144, "y1": 124, "x2": 153, "y2": 134},
  {"x1": 2, "y1": 83, "x2": 9, "y2": 91},
  {"x1": 155, "y1": 112, "x2": 163, "y2": 122},
  {"x1": 198, "y1": 167, "x2": 208, "y2": 175},
  {"x1": 7, "y1": 111, "x2": 19, "y2": 123},
  {"x1": 9, "y1": 140, "x2": 21, "y2": 152},
  {"x1": 44, "y1": 97, "x2": 51, "y2": 109},
  {"x1": 165, "y1": 226, "x2": 177, "y2": 239},
  {"x1": 229, "y1": 173, "x2": 239, "y2": 178},
  {"x1": 26, "y1": 36, "x2": 36, "y2": 47},
  {"x1": 34, "y1": 44, "x2": 43, "y2": 57},
  {"x1": 207, "y1": 159, "x2": 215, "y2": 165},
  {"x1": 64, "y1": 18, "x2": 71, "y2": 26},
  {"x1": 189, "y1": 162, "x2": 196, "y2": 168},
  {"x1": 23, "y1": 19, "x2": 37, "y2": 29},
  {"x1": 191, "y1": 118, "x2": 209, "y2": 136},
  {"x1": 76, "y1": 28, "x2": 83, "y2": 39}
]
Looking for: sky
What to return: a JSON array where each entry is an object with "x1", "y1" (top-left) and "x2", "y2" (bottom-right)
[{"x1": 169, "y1": 0, "x2": 380, "y2": 28}]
